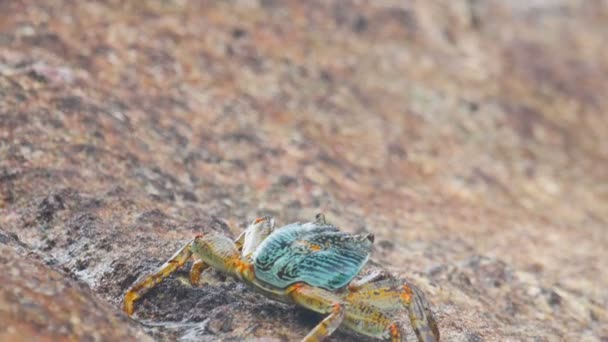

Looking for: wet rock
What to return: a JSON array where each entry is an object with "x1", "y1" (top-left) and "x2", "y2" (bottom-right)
[
  {"x1": 36, "y1": 193, "x2": 65, "y2": 224},
  {"x1": 0, "y1": 243, "x2": 149, "y2": 341}
]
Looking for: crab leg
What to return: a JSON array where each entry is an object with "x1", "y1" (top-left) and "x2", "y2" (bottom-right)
[
  {"x1": 347, "y1": 270, "x2": 389, "y2": 291},
  {"x1": 340, "y1": 299, "x2": 403, "y2": 340},
  {"x1": 123, "y1": 239, "x2": 194, "y2": 316},
  {"x1": 407, "y1": 284, "x2": 440, "y2": 342},
  {"x1": 344, "y1": 278, "x2": 439, "y2": 342},
  {"x1": 124, "y1": 225, "x2": 258, "y2": 317},
  {"x1": 286, "y1": 283, "x2": 345, "y2": 342},
  {"x1": 189, "y1": 259, "x2": 209, "y2": 284}
]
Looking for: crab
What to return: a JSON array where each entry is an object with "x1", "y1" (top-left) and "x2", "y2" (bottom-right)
[{"x1": 123, "y1": 214, "x2": 439, "y2": 341}]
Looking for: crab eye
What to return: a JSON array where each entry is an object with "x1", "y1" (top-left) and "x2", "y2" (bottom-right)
[{"x1": 253, "y1": 216, "x2": 269, "y2": 224}]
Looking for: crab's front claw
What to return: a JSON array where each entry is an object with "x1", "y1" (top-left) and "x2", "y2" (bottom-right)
[{"x1": 241, "y1": 216, "x2": 276, "y2": 259}]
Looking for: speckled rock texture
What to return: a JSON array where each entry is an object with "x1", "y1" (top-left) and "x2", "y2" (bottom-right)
[
  {"x1": 0, "y1": 232, "x2": 151, "y2": 341},
  {"x1": 1, "y1": 1, "x2": 607, "y2": 341}
]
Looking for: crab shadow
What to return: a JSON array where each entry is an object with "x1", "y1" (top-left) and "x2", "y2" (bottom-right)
[{"x1": 130, "y1": 269, "x2": 376, "y2": 341}]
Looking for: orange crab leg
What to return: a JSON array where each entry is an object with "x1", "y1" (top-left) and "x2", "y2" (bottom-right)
[
  {"x1": 123, "y1": 239, "x2": 194, "y2": 316},
  {"x1": 189, "y1": 259, "x2": 209, "y2": 285},
  {"x1": 124, "y1": 221, "x2": 253, "y2": 316},
  {"x1": 406, "y1": 284, "x2": 440, "y2": 342},
  {"x1": 286, "y1": 283, "x2": 345, "y2": 342},
  {"x1": 342, "y1": 301, "x2": 397, "y2": 339},
  {"x1": 347, "y1": 270, "x2": 389, "y2": 292}
]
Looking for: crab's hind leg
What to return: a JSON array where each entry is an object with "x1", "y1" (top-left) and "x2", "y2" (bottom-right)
[
  {"x1": 345, "y1": 278, "x2": 439, "y2": 342},
  {"x1": 286, "y1": 283, "x2": 345, "y2": 342},
  {"x1": 123, "y1": 239, "x2": 194, "y2": 316},
  {"x1": 340, "y1": 298, "x2": 403, "y2": 341},
  {"x1": 406, "y1": 283, "x2": 440, "y2": 342},
  {"x1": 347, "y1": 270, "x2": 390, "y2": 291}
]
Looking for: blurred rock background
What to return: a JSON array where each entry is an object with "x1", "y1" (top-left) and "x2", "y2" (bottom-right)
[{"x1": 1, "y1": 0, "x2": 607, "y2": 341}]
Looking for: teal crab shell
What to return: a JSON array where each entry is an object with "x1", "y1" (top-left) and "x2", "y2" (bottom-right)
[{"x1": 252, "y1": 221, "x2": 373, "y2": 291}]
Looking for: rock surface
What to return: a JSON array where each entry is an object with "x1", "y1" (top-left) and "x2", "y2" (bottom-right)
[
  {"x1": 0, "y1": 232, "x2": 151, "y2": 341},
  {"x1": 1, "y1": 0, "x2": 607, "y2": 341}
]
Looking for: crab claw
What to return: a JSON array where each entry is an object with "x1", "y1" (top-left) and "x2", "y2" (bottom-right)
[{"x1": 242, "y1": 216, "x2": 276, "y2": 258}]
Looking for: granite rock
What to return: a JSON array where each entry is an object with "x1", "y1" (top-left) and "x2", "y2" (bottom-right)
[{"x1": 1, "y1": 1, "x2": 607, "y2": 341}]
